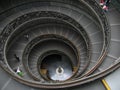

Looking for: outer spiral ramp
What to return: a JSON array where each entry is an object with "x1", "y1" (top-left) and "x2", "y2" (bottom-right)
[{"x1": 0, "y1": 0, "x2": 120, "y2": 90}]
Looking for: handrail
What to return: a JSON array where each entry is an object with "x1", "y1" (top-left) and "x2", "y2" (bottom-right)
[{"x1": 102, "y1": 79, "x2": 111, "y2": 90}]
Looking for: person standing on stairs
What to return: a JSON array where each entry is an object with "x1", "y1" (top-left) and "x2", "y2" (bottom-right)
[
  {"x1": 14, "y1": 54, "x2": 24, "y2": 77},
  {"x1": 100, "y1": 0, "x2": 105, "y2": 6},
  {"x1": 16, "y1": 67, "x2": 24, "y2": 77},
  {"x1": 14, "y1": 54, "x2": 20, "y2": 62},
  {"x1": 102, "y1": 0, "x2": 111, "y2": 11}
]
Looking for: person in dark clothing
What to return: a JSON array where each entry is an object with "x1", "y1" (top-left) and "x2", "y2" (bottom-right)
[
  {"x1": 105, "y1": 0, "x2": 111, "y2": 7},
  {"x1": 14, "y1": 54, "x2": 20, "y2": 62}
]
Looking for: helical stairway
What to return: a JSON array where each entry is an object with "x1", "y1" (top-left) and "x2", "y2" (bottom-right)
[{"x1": 0, "y1": 0, "x2": 120, "y2": 90}]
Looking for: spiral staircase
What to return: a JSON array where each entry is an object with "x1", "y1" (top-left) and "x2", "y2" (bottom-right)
[{"x1": 0, "y1": 0, "x2": 120, "y2": 90}]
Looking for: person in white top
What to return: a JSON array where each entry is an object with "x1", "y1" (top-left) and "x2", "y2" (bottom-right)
[{"x1": 16, "y1": 67, "x2": 24, "y2": 77}]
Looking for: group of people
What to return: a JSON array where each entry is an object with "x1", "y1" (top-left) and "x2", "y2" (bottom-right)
[
  {"x1": 14, "y1": 54, "x2": 24, "y2": 77},
  {"x1": 100, "y1": 0, "x2": 111, "y2": 11}
]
